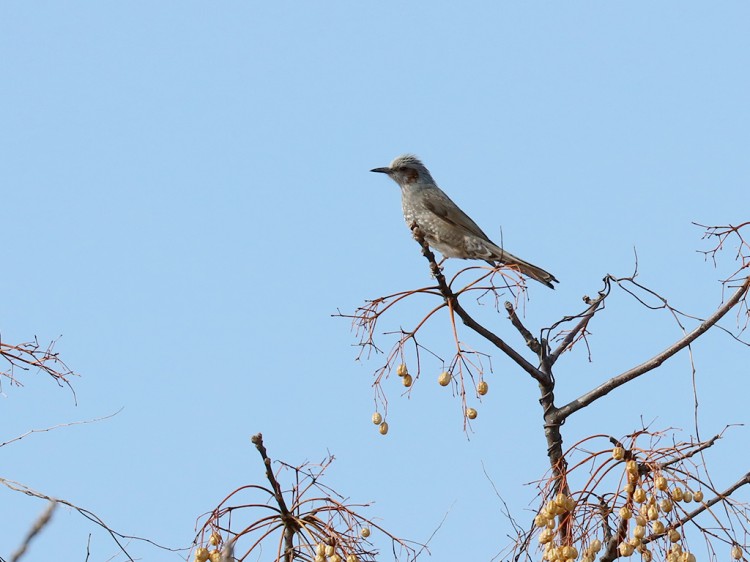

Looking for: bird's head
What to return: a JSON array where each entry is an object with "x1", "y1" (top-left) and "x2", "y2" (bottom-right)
[{"x1": 370, "y1": 154, "x2": 435, "y2": 187}]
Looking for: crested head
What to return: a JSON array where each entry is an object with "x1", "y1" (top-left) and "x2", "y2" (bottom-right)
[{"x1": 370, "y1": 153, "x2": 435, "y2": 187}]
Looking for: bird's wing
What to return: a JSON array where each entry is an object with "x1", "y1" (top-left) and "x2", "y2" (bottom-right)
[{"x1": 422, "y1": 190, "x2": 493, "y2": 241}]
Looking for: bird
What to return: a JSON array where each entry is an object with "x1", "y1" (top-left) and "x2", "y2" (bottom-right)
[{"x1": 370, "y1": 154, "x2": 559, "y2": 289}]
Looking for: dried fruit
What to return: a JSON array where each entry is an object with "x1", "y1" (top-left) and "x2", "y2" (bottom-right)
[
  {"x1": 653, "y1": 520, "x2": 665, "y2": 534},
  {"x1": 477, "y1": 380, "x2": 489, "y2": 395},
  {"x1": 195, "y1": 548, "x2": 210, "y2": 562},
  {"x1": 466, "y1": 407, "x2": 478, "y2": 420},
  {"x1": 209, "y1": 533, "x2": 221, "y2": 546},
  {"x1": 371, "y1": 412, "x2": 382, "y2": 425},
  {"x1": 316, "y1": 543, "x2": 326, "y2": 556},
  {"x1": 731, "y1": 545, "x2": 743, "y2": 560},
  {"x1": 379, "y1": 422, "x2": 389, "y2": 435},
  {"x1": 672, "y1": 487, "x2": 684, "y2": 502},
  {"x1": 325, "y1": 545, "x2": 335, "y2": 557},
  {"x1": 693, "y1": 490, "x2": 704, "y2": 502},
  {"x1": 208, "y1": 551, "x2": 221, "y2": 562},
  {"x1": 534, "y1": 514, "x2": 547, "y2": 528},
  {"x1": 635, "y1": 515, "x2": 647, "y2": 526},
  {"x1": 634, "y1": 488, "x2": 646, "y2": 503},
  {"x1": 396, "y1": 364, "x2": 408, "y2": 377},
  {"x1": 538, "y1": 528, "x2": 554, "y2": 544},
  {"x1": 626, "y1": 459, "x2": 638, "y2": 475},
  {"x1": 619, "y1": 506, "x2": 633, "y2": 520},
  {"x1": 683, "y1": 490, "x2": 693, "y2": 503},
  {"x1": 660, "y1": 498, "x2": 673, "y2": 513},
  {"x1": 438, "y1": 371, "x2": 451, "y2": 386},
  {"x1": 330, "y1": 554, "x2": 342, "y2": 562},
  {"x1": 668, "y1": 529, "x2": 681, "y2": 543},
  {"x1": 360, "y1": 527, "x2": 371, "y2": 538},
  {"x1": 634, "y1": 525, "x2": 646, "y2": 539},
  {"x1": 647, "y1": 505, "x2": 659, "y2": 521},
  {"x1": 346, "y1": 555, "x2": 359, "y2": 562},
  {"x1": 642, "y1": 549, "x2": 653, "y2": 562},
  {"x1": 590, "y1": 539, "x2": 602, "y2": 553},
  {"x1": 619, "y1": 542, "x2": 635, "y2": 556},
  {"x1": 612, "y1": 446, "x2": 625, "y2": 460},
  {"x1": 655, "y1": 476, "x2": 668, "y2": 490},
  {"x1": 402, "y1": 374, "x2": 413, "y2": 387},
  {"x1": 315, "y1": 556, "x2": 325, "y2": 562}
]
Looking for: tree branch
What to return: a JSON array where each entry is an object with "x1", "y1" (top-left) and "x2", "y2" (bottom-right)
[
  {"x1": 557, "y1": 275, "x2": 750, "y2": 419},
  {"x1": 410, "y1": 225, "x2": 548, "y2": 385}
]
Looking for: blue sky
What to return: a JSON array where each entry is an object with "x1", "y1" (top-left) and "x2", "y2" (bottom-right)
[{"x1": 2, "y1": 3, "x2": 749, "y2": 560}]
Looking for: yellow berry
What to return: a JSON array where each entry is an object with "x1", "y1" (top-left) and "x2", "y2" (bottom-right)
[
  {"x1": 668, "y1": 529, "x2": 680, "y2": 543},
  {"x1": 562, "y1": 546, "x2": 578, "y2": 559},
  {"x1": 683, "y1": 490, "x2": 693, "y2": 503},
  {"x1": 325, "y1": 545, "x2": 335, "y2": 557},
  {"x1": 590, "y1": 539, "x2": 602, "y2": 553},
  {"x1": 634, "y1": 525, "x2": 646, "y2": 539},
  {"x1": 647, "y1": 506, "x2": 659, "y2": 521},
  {"x1": 731, "y1": 545, "x2": 743, "y2": 560},
  {"x1": 660, "y1": 498, "x2": 673, "y2": 513},
  {"x1": 694, "y1": 490, "x2": 704, "y2": 502},
  {"x1": 564, "y1": 496, "x2": 576, "y2": 512},
  {"x1": 623, "y1": 483, "x2": 635, "y2": 494},
  {"x1": 316, "y1": 543, "x2": 326, "y2": 556},
  {"x1": 683, "y1": 552, "x2": 696, "y2": 562},
  {"x1": 653, "y1": 520, "x2": 665, "y2": 534},
  {"x1": 330, "y1": 555, "x2": 342, "y2": 562},
  {"x1": 195, "y1": 548, "x2": 210, "y2": 562},
  {"x1": 360, "y1": 527, "x2": 371, "y2": 538},
  {"x1": 554, "y1": 492, "x2": 568, "y2": 506},
  {"x1": 402, "y1": 374, "x2": 413, "y2": 387},
  {"x1": 642, "y1": 549, "x2": 653, "y2": 562},
  {"x1": 538, "y1": 528, "x2": 554, "y2": 544},
  {"x1": 619, "y1": 542, "x2": 635, "y2": 556},
  {"x1": 208, "y1": 551, "x2": 221, "y2": 562},
  {"x1": 619, "y1": 506, "x2": 632, "y2": 520},
  {"x1": 477, "y1": 380, "x2": 489, "y2": 395},
  {"x1": 534, "y1": 514, "x2": 547, "y2": 528},
  {"x1": 466, "y1": 407, "x2": 478, "y2": 419},
  {"x1": 315, "y1": 556, "x2": 325, "y2": 562},
  {"x1": 655, "y1": 475, "x2": 668, "y2": 490},
  {"x1": 346, "y1": 555, "x2": 359, "y2": 562},
  {"x1": 612, "y1": 446, "x2": 625, "y2": 460},
  {"x1": 634, "y1": 488, "x2": 646, "y2": 503},
  {"x1": 635, "y1": 515, "x2": 647, "y2": 526},
  {"x1": 208, "y1": 532, "x2": 221, "y2": 546},
  {"x1": 438, "y1": 371, "x2": 451, "y2": 386},
  {"x1": 626, "y1": 459, "x2": 638, "y2": 474},
  {"x1": 396, "y1": 364, "x2": 408, "y2": 377},
  {"x1": 371, "y1": 412, "x2": 382, "y2": 425},
  {"x1": 672, "y1": 487, "x2": 684, "y2": 502},
  {"x1": 378, "y1": 422, "x2": 389, "y2": 435}
]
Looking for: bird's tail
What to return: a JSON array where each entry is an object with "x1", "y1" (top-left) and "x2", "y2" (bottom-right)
[{"x1": 489, "y1": 248, "x2": 559, "y2": 289}]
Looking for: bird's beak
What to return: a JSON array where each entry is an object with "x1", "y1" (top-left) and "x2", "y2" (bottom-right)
[{"x1": 370, "y1": 167, "x2": 391, "y2": 174}]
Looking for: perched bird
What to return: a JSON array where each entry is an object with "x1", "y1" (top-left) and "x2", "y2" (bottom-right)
[{"x1": 371, "y1": 154, "x2": 558, "y2": 289}]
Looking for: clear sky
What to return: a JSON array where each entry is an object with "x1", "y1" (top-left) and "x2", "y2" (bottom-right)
[{"x1": 2, "y1": 3, "x2": 749, "y2": 561}]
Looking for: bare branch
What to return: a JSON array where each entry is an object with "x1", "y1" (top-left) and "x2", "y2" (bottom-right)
[
  {"x1": 557, "y1": 275, "x2": 750, "y2": 419},
  {"x1": 410, "y1": 225, "x2": 549, "y2": 385},
  {"x1": 10, "y1": 501, "x2": 57, "y2": 562}
]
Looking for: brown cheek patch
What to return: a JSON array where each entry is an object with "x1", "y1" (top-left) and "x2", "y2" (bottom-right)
[{"x1": 404, "y1": 169, "x2": 419, "y2": 183}]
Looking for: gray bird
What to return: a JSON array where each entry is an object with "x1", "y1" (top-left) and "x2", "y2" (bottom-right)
[{"x1": 371, "y1": 154, "x2": 558, "y2": 289}]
